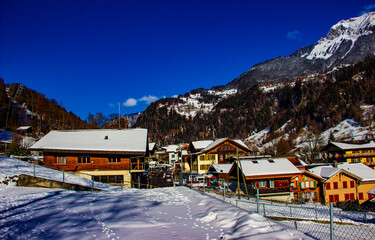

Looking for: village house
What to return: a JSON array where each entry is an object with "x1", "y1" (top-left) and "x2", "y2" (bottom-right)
[
  {"x1": 166, "y1": 144, "x2": 179, "y2": 165},
  {"x1": 308, "y1": 165, "x2": 361, "y2": 205},
  {"x1": 29, "y1": 128, "x2": 149, "y2": 188},
  {"x1": 336, "y1": 162, "x2": 375, "y2": 204},
  {"x1": 185, "y1": 138, "x2": 252, "y2": 175},
  {"x1": 228, "y1": 158, "x2": 301, "y2": 202},
  {"x1": 208, "y1": 164, "x2": 233, "y2": 182},
  {"x1": 320, "y1": 141, "x2": 375, "y2": 169},
  {"x1": 290, "y1": 171, "x2": 322, "y2": 203}
]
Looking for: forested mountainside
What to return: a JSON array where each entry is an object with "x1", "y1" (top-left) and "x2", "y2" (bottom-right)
[
  {"x1": 135, "y1": 57, "x2": 375, "y2": 145},
  {"x1": 135, "y1": 12, "x2": 375, "y2": 146},
  {"x1": 0, "y1": 79, "x2": 90, "y2": 133}
]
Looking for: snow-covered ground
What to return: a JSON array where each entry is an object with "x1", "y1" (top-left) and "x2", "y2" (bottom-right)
[
  {"x1": 205, "y1": 190, "x2": 375, "y2": 240},
  {"x1": 0, "y1": 157, "x2": 310, "y2": 239}
]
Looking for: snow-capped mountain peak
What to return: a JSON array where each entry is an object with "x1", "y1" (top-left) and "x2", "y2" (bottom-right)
[{"x1": 306, "y1": 12, "x2": 375, "y2": 60}]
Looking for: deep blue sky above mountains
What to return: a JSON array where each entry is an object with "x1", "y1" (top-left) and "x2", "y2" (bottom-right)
[{"x1": 1, "y1": 0, "x2": 375, "y2": 120}]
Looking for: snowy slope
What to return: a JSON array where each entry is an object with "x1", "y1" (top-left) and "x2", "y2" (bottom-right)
[
  {"x1": 245, "y1": 118, "x2": 375, "y2": 156},
  {"x1": 306, "y1": 12, "x2": 375, "y2": 60},
  {"x1": 160, "y1": 89, "x2": 237, "y2": 118},
  {"x1": 0, "y1": 157, "x2": 310, "y2": 239},
  {"x1": 0, "y1": 157, "x2": 118, "y2": 190}
]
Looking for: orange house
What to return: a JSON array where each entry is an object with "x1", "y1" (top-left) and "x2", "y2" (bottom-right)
[{"x1": 308, "y1": 166, "x2": 361, "y2": 205}]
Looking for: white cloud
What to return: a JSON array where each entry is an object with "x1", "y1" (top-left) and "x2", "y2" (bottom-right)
[
  {"x1": 139, "y1": 95, "x2": 158, "y2": 104},
  {"x1": 123, "y1": 98, "x2": 137, "y2": 107},
  {"x1": 287, "y1": 30, "x2": 303, "y2": 40}
]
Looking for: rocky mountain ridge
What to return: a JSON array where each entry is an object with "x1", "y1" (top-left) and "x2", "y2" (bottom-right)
[{"x1": 226, "y1": 11, "x2": 375, "y2": 89}]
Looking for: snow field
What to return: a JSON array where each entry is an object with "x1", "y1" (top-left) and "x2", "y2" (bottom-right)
[{"x1": 0, "y1": 157, "x2": 310, "y2": 239}]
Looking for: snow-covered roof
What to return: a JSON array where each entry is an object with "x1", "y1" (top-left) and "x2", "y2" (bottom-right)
[
  {"x1": 196, "y1": 138, "x2": 251, "y2": 155},
  {"x1": 29, "y1": 129, "x2": 148, "y2": 154},
  {"x1": 327, "y1": 141, "x2": 375, "y2": 150},
  {"x1": 308, "y1": 166, "x2": 340, "y2": 179},
  {"x1": 308, "y1": 165, "x2": 362, "y2": 181},
  {"x1": 0, "y1": 130, "x2": 12, "y2": 143},
  {"x1": 369, "y1": 187, "x2": 375, "y2": 195},
  {"x1": 149, "y1": 142, "x2": 156, "y2": 151},
  {"x1": 17, "y1": 126, "x2": 31, "y2": 131},
  {"x1": 191, "y1": 140, "x2": 214, "y2": 151},
  {"x1": 166, "y1": 144, "x2": 179, "y2": 153},
  {"x1": 336, "y1": 162, "x2": 375, "y2": 182},
  {"x1": 234, "y1": 158, "x2": 301, "y2": 177},
  {"x1": 210, "y1": 164, "x2": 233, "y2": 174}
]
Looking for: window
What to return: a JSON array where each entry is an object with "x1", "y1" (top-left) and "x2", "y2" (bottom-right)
[
  {"x1": 252, "y1": 160, "x2": 258, "y2": 164},
  {"x1": 295, "y1": 177, "x2": 299, "y2": 181},
  {"x1": 78, "y1": 156, "x2": 91, "y2": 164},
  {"x1": 269, "y1": 180, "x2": 275, "y2": 188},
  {"x1": 350, "y1": 181, "x2": 355, "y2": 188},
  {"x1": 334, "y1": 194, "x2": 339, "y2": 202},
  {"x1": 359, "y1": 192, "x2": 364, "y2": 200},
  {"x1": 305, "y1": 181, "x2": 310, "y2": 188},
  {"x1": 310, "y1": 181, "x2": 315, "y2": 188},
  {"x1": 200, "y1": 165, "x2": 210, "y2": 170},
  {"x1": 108, "y1": 156, "x2": 121, "y2": 163},
  {"x1": 92, "y1": 175, "x2": 124, "y2": 184},
  {"x1": 57, "y1": 156, "x2": 66, "y2": 164},
  {"x1": 343, "y1": 181, "x2": 348, "y2": 188},
  {"x1": 329, "y1": 195, "x2": 334, "y2": 202},
  {"x1": 333, "y1": 182, "x2": 338, "y2": 189},
  {"x1": 258, "y1": 180, "x2": 267, "y2": 188},
  {"x1": 326, "y1": 182, "x2": 331, "y2": 190},
  {"x1": 300, "y1": 182, "x2": 305, "y2": 188},
  {"x1": 350, "y1": 193, "x2": 355, "y2": 200},
  {"x1": 268, "y1": 160, "x2": 275, "y2": 163},
  {"x1": 345, "y1": 193, "x2": 350, "y2": 201}
]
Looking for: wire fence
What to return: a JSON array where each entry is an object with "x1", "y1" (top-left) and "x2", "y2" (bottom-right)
[{"x1": 198, "y1": 186, "x2": 375, "y2": 240}]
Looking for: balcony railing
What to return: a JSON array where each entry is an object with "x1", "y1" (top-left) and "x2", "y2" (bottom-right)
[
  {"x1": 258, "y1": 186, "x2": 292, "y2": 194},
  {"x1": 344, "y1": 152, "x2": 375, "y2": 157}
]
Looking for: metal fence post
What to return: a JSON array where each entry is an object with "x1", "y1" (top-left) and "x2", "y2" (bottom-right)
[
  {"x1": 63, "y1": 170, "x2": 65, "y2": 183},
  {"x1": 223, "y1": 182, "x2": 226, "y2": 202},
  {"x1": 138, "y1": 176, "x2": 141, "y2": 189},
  {"x1": 33, "y1": 164, "x2": 36, "y2": 177},
  {"x1": 121, "y1": 180, "x2": 123, "y2": 191},
  {"x1": 256, "y1": 189, "x2": 260, "y2": 214},
  {"x1": 290, "y1": 206, "x2": 292, "y2": 218},
  {"x1": 330, "y1": 203, "x2": 334, "y2": 240},
  {"x1": 263, "y1": 203, "x2": 266, "y2": 216}
]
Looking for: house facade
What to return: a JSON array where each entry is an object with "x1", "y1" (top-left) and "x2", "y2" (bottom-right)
[
  {"x1": 29, "y1": 129, "x2": 149, "y2": 188},
  {"x1": 337, "y1": 162, "x2": 375, "y2": 204},
  {"x1": 186, "y1": 138, "x2": 251, "y2": 175},
  {"x1": 321, "y1": 141, "x2": 375, "y2": 169},
  {"x1": 228, "y1": 158, "x2": 301, "y2": 202},
  {"x1": 291, "y1": 171, "x2": 321, "y2": 203},
  {"x1": 308, "y1": 166, "x2": 361, "y2": 205}
]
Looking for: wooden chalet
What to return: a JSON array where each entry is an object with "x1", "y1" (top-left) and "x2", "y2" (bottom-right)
[
  {"x1": 185, "y1": 138, "x2": 252, "y2": 175},
  {"x1": 320, "y1": 141, "x2": 375, "y2": 169},
  {"x1": 29, "y1": 129, "x2": 149, "y2": 188},
  {"x1": 291, "y1": 171, "x2": 322, "y2": 203},
  {"x1": 228, "y1": 158, "x2": 301, "y2": 202},
  {"x1": 208, "y1": 164, "x2": 233, "y2": 181}
]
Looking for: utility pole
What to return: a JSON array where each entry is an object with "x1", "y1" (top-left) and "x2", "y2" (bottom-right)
[{"x1": 118, "y1": 103, "x2": 121, "y2": 129}]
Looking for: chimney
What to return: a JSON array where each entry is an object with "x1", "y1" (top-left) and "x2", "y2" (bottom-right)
[{"x1": 104, "y1": 136, "x2": 108, "y2": 140}]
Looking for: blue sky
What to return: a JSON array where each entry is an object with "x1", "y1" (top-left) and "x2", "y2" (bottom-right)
[{"x1": 1, "y1": 0, "x2": 375, "y2": 120}]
